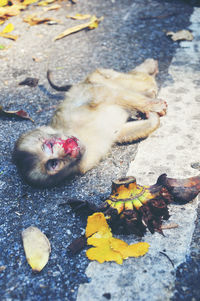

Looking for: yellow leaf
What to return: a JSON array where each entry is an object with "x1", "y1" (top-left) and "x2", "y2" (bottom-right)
[
  {"x1": 88, "y1": 235, "x2": 112, "y2": 247},
  {"x1": 23, "y1": 0, "x2": 39, "y2": 5},
  {"x1": 22, "y1": 226, "x2": 51, "y2": 272},
  {"x1": 0, "y1": 4, "x2": 24, "y2": 18},
  {"x1": 0, "y1": 0, "x2": 8, "y2": 7},
  {"x1": 0, "y1": 32, "x2": 18, "y2": 40},
  {"x1": 54, "y1": 15, "x2": 103, "y2": 41},
  {"x1": 85, "y1": 212, "x2": 149, "y2": 264},
  {"x1": 2, "y1": 23, "x2": 14, "y2": 33},
  {"x1": 86, "y1": 240, "x2": 123, "y2": 264},
  {"x1": 88, "y1": 15, "x2": 101, "y2": 29},
  {"x1": 66, "y1": 13, "x2": 91, "y2": 20},
  {"x1": 23, "y1": 14, "x2": 58, "y2": 26},
  {"x1": 43, "y1": 4, "x2": 60, "y2": 11},
  {"x1": 85, "y1": 212, "x2": 111, "y2": 238},
  {"x1": 38, "y1": 0, "x2": 55, "y2": 6},
  {"x1": 110, "y1": 238, "x2": 150, "y2": 259}
]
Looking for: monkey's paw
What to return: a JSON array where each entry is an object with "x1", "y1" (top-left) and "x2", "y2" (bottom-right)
[{"x1": 150, "y1": 99, "x2": 167, "y2": 117}]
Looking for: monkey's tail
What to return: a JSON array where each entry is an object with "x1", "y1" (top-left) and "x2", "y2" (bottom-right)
[{"x1": 47, "y1": 70, "x2": 72, "y2": 92}]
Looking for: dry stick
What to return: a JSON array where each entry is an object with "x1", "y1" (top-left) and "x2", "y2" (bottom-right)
[
  {"x1": 161, "y1": 223, "x2": 178, "y2": 230},
  {"x1": 159, "y1": 251, "x2": 174, "y2": 268}
]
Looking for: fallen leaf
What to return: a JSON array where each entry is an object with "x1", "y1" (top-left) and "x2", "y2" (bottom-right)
[
  {"x1": 66, "y1": 13, "x2": 91, "y2": 20},
  {"x1": 85, "y1": 212, "x2": 111, "y2": 238},
  {"x1": 19, "y1": 77, "x2": 39, "y2": 87},
  {"x1": 0, "y1": 22, "x2": 18, "y2": 40},
  {"x1": 0, "y1": 4, "x2": 24, "y2": 18},
  {"x1": 110, "y1": 238, "x2": 150, "y2": 259},
  {"x1": 0, "y1": 44, "x2": 5, "y2": 49},
  {"x1": 0, "y1": 0, "x2": 8, "y2": 8},
  {"x1": 54, "y1": 15, "x2": 104, "y2": 41},
  {"x1": 22, "y1": 226, "x2": 51, "y2": 272},
  {"x1": 23, "y1": 14, "x2": 59, "y2": 25},
  {"x1": 85, "y1": 213, "x2": 149, "y2": 264},
  {"x1": 38, "y1": 0, "x2": 55, "y2": 6},
  {"x1": 0, "y1": 32, "x2": 18, "y2": 40},
  {"x1": 0, "y1": 106, "x2": 34, "y2": 122},
  {"x1": 43, "y1": 4, "x2": 61, "y2": 11},
  {"x1": 2, "y1": 22, "x2": 14, "y2": 33},
  {"x1": 23, "y1": 0, "x2": 39, "y2": 5},
  {"x1": 166, "y1": 30, "x2": 194, "y2": 41},
  {"x1": 86, "y1": 239, "x2": 123, "y2": 264}
]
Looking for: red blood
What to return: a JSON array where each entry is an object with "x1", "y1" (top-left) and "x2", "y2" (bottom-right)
[{"x1": 57, "y1": 137, "x2": 79, "y2": 158}]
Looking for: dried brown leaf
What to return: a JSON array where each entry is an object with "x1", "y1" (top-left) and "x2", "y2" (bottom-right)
[
  {"x1": 43, "y1": 4, "x2": 61, "y2": 11},
  {"x1": 23, "y1": 14, "x2": 59, "y2": 25},
  {"x1": 19, "y1": 77, "x2": 39, "y2": 87},
  {"x1": 0, "y1": 106, "x2": 34, "y2": 122},
  {"x1": 54, "y1": 15, "x2": 103, "y2": 41},
  {"x1": 0, "y1": 32, "x2": 18, "y2": 40},
  {"x1": 66, "y1": 13, "x2": 91, "y2": 20}
]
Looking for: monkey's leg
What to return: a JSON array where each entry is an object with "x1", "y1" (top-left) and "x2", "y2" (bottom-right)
[
  {"x1": 116, "y1": 89, "x2": 167, "y2": 116},
  {"x1": 116, "y1": 112, "x2": 160, "y2": 143}
]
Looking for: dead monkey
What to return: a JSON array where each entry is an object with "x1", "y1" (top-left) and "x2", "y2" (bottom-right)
[{"x1": 13, "y1": 59, "x2": 167, "y2": 187}]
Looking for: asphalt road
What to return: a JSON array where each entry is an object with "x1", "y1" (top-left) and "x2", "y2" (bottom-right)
[{"x1": 0, "y1": 0, "x2": 200, "y2": 300}]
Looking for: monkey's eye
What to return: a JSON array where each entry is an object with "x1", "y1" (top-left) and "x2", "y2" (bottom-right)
[{"x1": 45, "y1": 159, "x2": 59, "y2": 171}]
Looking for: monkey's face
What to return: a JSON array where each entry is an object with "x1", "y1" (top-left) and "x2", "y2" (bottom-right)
[
  {"x1": 42, "y1": 136, "x2": 82, "y2": 175},
  {"x1": 13, "y1": 126, "x2": 85, "y2": 187}
]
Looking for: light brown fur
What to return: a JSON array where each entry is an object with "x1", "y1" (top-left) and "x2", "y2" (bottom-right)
[{"x1": 13, "y1": 59, "x2": 167, "y2": 187}]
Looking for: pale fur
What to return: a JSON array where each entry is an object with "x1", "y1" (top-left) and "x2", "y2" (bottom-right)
[{"x1": 14, "y1": 59, "x2": 167, "y2": 186}]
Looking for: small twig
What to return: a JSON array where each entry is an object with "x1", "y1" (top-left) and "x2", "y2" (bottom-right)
[
  {"x1": 161, "y1": 223, "x2": 178, "y2": 230},
  {"x1": 159, "y1": 251, "x2": 174, "y2": 268}
]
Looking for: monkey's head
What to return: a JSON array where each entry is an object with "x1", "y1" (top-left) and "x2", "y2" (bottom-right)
[{"x1": 13, "y1": 126, "x2": 85, "y2": 187}]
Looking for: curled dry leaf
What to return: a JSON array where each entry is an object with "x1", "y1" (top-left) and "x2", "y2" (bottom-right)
[
  {"x1": 0, "y1": 106, "x2": 34, "y2": 122},
  {"x1": 22, "y1": 226, "x2": 51, "y2": 272},
  {"x1": 66, "y1": 13, "x2": 92, "y2": 20},
  {"x1": 0, "y1": 4, "x2": 25, "y2": 24},
  {"x1": 167, "y1": 30, "x2": 194, "y2": 41},
  {"x1": 19, "y1": 77, "x2": 39, "y2": 87},
  {"x1": 43, "y1": 4, "x2": 61, "y2": 12},
  {"x1": 38, "y1": 0, "x2": 56, "y2": 6},
  {"x1": 54, "y1": 15, "x2": 104, "y2": 41},
  {"x1": 23, "y1": 14, "x2": 59, "y2": 26}
]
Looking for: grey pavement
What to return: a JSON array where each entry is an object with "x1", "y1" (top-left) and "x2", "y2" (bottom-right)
[{"x1": 0, "y1": 0, "x2": 200, "y2": 301}]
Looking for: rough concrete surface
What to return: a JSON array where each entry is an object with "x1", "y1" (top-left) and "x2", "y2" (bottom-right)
[{"x1": 0, "y1": 0, "x2": 200, "y2": 300}]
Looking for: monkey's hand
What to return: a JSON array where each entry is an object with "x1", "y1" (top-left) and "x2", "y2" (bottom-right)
[
  {"x1": 68, "y1": 199, "x2": 99, "y2": 216},
  {"x1": 149, "y1": 99, "x2": 167, "y2": 117}
]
